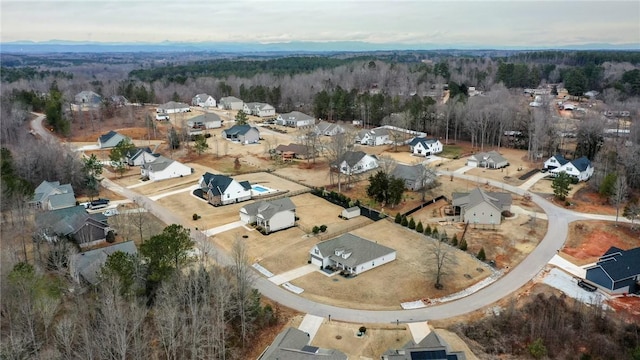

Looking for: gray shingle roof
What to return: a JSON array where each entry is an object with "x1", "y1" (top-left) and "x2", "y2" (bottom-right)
[
  {"x1": 200, "y1": 173, "x2": 242, "y2": 196},
  {"x1": 316, "y1": 233, "x2": 395, "y2": 269},
  {"x1": 141, "y1": 155, "x2": 175, "y2": 172},
  {"x1": 220, "y1": 96, "x2": 242, "y2": 104},
  {"x1": 158, "y1": 101, "x2": 190, "y2": 110},
  {"x1": 280, "y1": 111, "x2": 314, "y2": 121},
  {"x1": 259, "y1": 327, "x2": 347, "y2": 360},
  {"x1": 188, "y1": 112, "x2": 221, "y2": 125},
  {"x1": 98, "y1": 130, "x2": 121, "y2": 144},
  {"x1": 336, "y1": 151, "x2": 367, "y2": 167},
  {"x1": 392, "y1": 164, "x2": 423, "y2": 182},
  {"x1": 36, "y1": 205, "x2": 107, "y2": 237},
  {"x1": 551, "y1": 153, "x2": 570, "y2": 166},
  {"x1": 592, "y1": 246, "x2": 640, "y2": 282},
  {"x1": 471, "y1": 150, "x2": 507, "y2": 165},
  {"x1": 452, "y1": 187, "x2": 512, "y2": 212},
  {"x1": 242, "y1": 198, "x2": 295, "y2": 220},
  {"x1": 32, "y1": 181, "x2": 75, "y2": 208},
  {"x1": 224, "y1": 124, "x2": 258, "y2": 136},
  {"x1": 73, "y1": 241, "x2": 137, "y2": 285}
]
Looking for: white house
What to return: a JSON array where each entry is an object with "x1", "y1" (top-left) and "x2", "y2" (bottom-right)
[
  {"x1": 218, "y1": 96, "x2": 244, "y2": 110},
  {"x1": 141, "y1": 156, "x2": 192, "y2": 181},
  {"x1": 332, "y1": 151, "x2": 378, "y2": 175},
  {"x1": 98, "y1": 130, "x2": 129, "y2": 149},
  {"x1": 550, "y1": 156, "x2": 594, "y2": 181},
  {"x1": 187, "y1": 113, "x2": 222, "y2": 129},
  {"x1": 157, "y1": 101, "x2": 191, "y2": 114},
  {"x1": 309, "y1": 233, "x2": 396, "y2": 275},
  {"x1": 199, "y1": 172, "x2": 252, "y2": 206},
  {"x1": 544, "y1": 154, "x2": 570, "y2": 170},
  {"x1": 452, "y1": 187, "x2": 512, "y2": 225},
  {"x1": 356, "y1": 127, "x2": 391, "y2": 146},
  {"x1": 408, "y1": 137, "x2": 443, "y2": 156},
  {"x1": 315, "y1": 121, "x2": 346, "y2": 136},
  {"x1": 222, "y1": 124, "x2": 260, "y2": 144},
  {"x1": 74, "y1": 91, "x2": 103, "y2": 109},
  {"x1": 467, "y1": 150, "x2": 509, "y2": 169},
  {"x1": 243, "y1": 102, "x2": 276, "y2": 117},
  {"x1": 191, "y1": 93, "x2": 216, "y2": 108},
  {"x1": 124, "y1": 147, "x2": 158, "y2": 167},
  {"x1": 277, "y1": 111, "x2": 315, "y2": 127},
  {"x1": 239, "y1": 198, "x2": 296, "y2": 234}
]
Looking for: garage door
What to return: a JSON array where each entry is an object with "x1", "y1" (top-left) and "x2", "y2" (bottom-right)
[
  {"x1": 311, "y1": 256, "x2": 323, "y2": 267},
  {"x1": 467, "y1": 160, "x2": 478, "y2": 167}
]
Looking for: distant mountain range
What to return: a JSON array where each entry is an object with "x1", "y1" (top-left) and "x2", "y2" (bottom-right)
[{"x1": 2, "y1": 40, "x2": 639, "y2": 53}]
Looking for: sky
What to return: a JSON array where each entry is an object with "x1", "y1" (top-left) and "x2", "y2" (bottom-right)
[{"x1": 2, "y1": 0, "x2": 639, "y2": 47}]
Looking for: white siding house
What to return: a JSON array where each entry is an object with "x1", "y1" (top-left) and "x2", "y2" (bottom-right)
[
  {"x1": 157, "y1": 101, "x2": 191, "y2": 114},
  {"x1": 408, "y1": 137, "x2": 443, "y2": 156},
  {"x1": 239, "y1": 198, "x2": 296, "y2": 234},
  {"x1": 199, "y1": 172, "x2": 252, "y2": 206},
  {"x1": 187, "y1": 113, "x2": 222, "y2": 129},
  {"x1": 332, "y1": 151, "x2": 378, "y2": 175},
  {"x1": 356, "y1": 128, "x2": 391, "y2": 146},
  {"x1": 467, "y1": 150, "x2": 509, "y2": 169},
  {"x1": 315, "y1": 121, "x2": 346, "y2": 136},
  {"x1": 277, "y1": 111, "x2": 315, "y2": 127},
  {"x1": 218, "y1": 96, "x2": 244, "y2": 110},
  {"x1": 550, "y1": 156, "x2": 594, "y2": 181},
  {"x1": 243, "y1": 102, "x2": 276, "y2": 117},
  {"x1": 191, "y1": 94, "x2": 216, "y2": 107},
  {"x1": 309, "y1": 233, "x2": 396, "y2": 275},
  {"x1": 140, "y1": 156, "x2": 192, "y2": 181},
  {"x1": 544, "y1": 154, "x2": 570, "y2": 170}
]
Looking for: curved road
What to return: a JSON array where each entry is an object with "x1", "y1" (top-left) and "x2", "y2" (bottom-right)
[{"x1": 32, "y1": 113, "x2": 628, "y2": 323}]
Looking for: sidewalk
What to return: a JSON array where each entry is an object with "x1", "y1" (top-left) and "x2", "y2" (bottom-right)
[
  {"x1": 518, "y1": 172, "x2": 548, "y2": 191},
  {"x1": 203, "y1": 221, "x2": 244, "y2": 236}
]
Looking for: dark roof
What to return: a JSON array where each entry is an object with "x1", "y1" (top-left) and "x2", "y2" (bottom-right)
[
  {"x1": 72, "y1": 241, "x2": 137, "y2": 284},
  {"x1": 409, "y1": 137, "x2": 439, "y2": 147},
  {"x1": 383, "y1": 332, "x2": 466, "y2": 360},
  {"x1": 275, "y1": 143, "x2": 312, "y2": 155},
  {"x1": 551, "y1": 154, "x2": 570, "y2": 166},
  {"x1": 392, "y1": 164, "x2": 423, "y2": 182},
  {"x1": 242, "y1": 197, "x2": 295, "y2": 220},
  {"x1": 571, "y1": 156, "x2": 592, "y2": 172},
  {"x1": 593, "y1": 246, "x2": 640, "y2": 282},
  {"x1": 200, "y1": 173, "x2": 245, "y2": 195},
  {"x1": 335, "y1": 151, "x2": 367, "y2": 167},
  {"x1": 98, "y1": 130, "x2": 119, "y2": 144},
  {"x1": 36, "y1": 205, "x2": 107, "y2": 236},
  {"x1": 224, "y1": 124, "x2": 257, "y2": 136},
  {"x1": 125, "y1": 147, "x2": 152, "y2": 159}
]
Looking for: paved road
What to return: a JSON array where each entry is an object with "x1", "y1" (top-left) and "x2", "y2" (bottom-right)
[
  {"x1": 30, "y1": 112, "x2": 55, "y2": 141},
  {"x1": 33, "y1": 117, "x2": 629, "y2": 323}
]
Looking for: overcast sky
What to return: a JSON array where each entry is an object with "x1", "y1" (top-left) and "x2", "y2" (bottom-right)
[{"x1": 2, "y1": 1, "x2": 639, "y2": 47}]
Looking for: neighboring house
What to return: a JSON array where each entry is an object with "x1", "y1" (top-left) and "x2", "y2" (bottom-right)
[
  {"x1": 187, "y1": 113, "x2": 222, "y2": 129},
  {"x1": 356, "y1": 127, "x2": 391, "y2": 146},
  {"x1": 199, "y1": 172, "x2": 252, "y2": 206},
  {"x1": 141, "y1": 156, "x2": 192, "y2": 181},
  {"x1": 157, "y1": 101, "x2": 190, "y2": 114},
  {"x1": 218, "y1": 96, "x2": 244, "y2": 110},
  {"x1": 98, "y1": 130, "x2": 129, "y2": 149},
  {"x1": 382, "y1": 331, "x2": 467, "y2": 360},
  {"x1": 70, "y1": 241, "x2": 137, "y2": 284},
  {"x1": 243, "y1": 102, "x2": 276, "y2": 117},
  {"x1": 258, "y1": 327, "x2": 347, "y2": 360},
  {"x1": 124, "y1": 147, "x2": 158, "y2": 167},
  {"x1": 191, "y1": 93, "x2": 216, "y2": 107},
  {"x1": 550, "y1": 156, "x2": 594, "y2": 181},
  {"x1": 331, "y1": 151, "x2": 378, "y2": 175},
  {"x1": 408, "y1": 137, "x2": 443, "y2": 156},
  {"x1": 544, "y1": 154, "x2": 570, "y2": 170},
  {"x1": 221, "y1": 124, "x2": 260, "y2": 144},
  {"x1": 36, "y1": 205, "x2": 111, "y2": 247},
  {"x1": 585, "y1": 246, "x2": 640, "y2": 295},
  {"x1": 110, "y1": 95, "x2": 128, "y2": 107},
  {"x1": 309, "y1": 233, "x2": 396, "y2": 275},
  {"x1": 391, "y1": 164, "x2": 434, "y2": 191},
  {"x1": 75, "y1": 91, "x2": 103, "y2": 108},
  {"x1": 274, "y1": 143, "x2": 316, "y2": 159},
  {"x1": 452, "y1": 187, "x2": 512, "y2": 225},
  {"x1": 239, "y1": 197, "x2": 296, "y2": 234},
  {"x1": 31, "y1": 180, "x2": 76, "y2": 210},
  {"x1": 315, "y1": 121, "x2": 347, "y2": 136},
  {"x1": 277, "y1": 111, "x2": 316, "y2": 127},
  {"x1": 466, "y1": 150, "x2": 509, "y2": 169}
]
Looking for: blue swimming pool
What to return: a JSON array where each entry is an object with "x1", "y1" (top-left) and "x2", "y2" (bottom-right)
[{"x1": 252, "y1": 185, "x2": 269, "y2": 193}]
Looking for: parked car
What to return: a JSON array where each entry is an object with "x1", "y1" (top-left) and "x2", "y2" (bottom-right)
[
  {"x1": 578, "y1": 280, "x2": 597, "y2": 292},
  {"x1": 89, "y1": 198, "x2": 110, "y2": 210},
  {"x1": 103, "y1": 208, "x2": 119, "y2": 217},
  {"x1": 79, "y1": 202, "x2": 91, "y2": 209}
]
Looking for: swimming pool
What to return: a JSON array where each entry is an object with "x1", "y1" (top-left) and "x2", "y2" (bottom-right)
[{"x1": 252, "y1": 185, "x2": 269, "y2": 193}]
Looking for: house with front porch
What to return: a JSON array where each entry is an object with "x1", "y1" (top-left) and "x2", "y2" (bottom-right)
[
  {"x1": 218, "y1": 96, "x2": 244, "y2": 110},
  {"x1": 408, "y1": 137, "x2": 443, "y2": 156},
  {"x1": 549, "y1": 156, "x2": 594, "y2": 181},
  {"x1": 466, "y1": 150, "x2": 509, "y2": 169},
  {"x1": 277, "y1": 111, "x2": 315, "y2": 127},
  {"x1": 141, "y1": 156, "x2": 192, "y2": 181},
  {"x1": 243, "y1": 102, "x2": 276, "y2": 117},
  {"x1": 331, "y1": 151, "x2": 378, "y2": 175},
  {"x1": 309, "y1": 233, "x2": 396, "y2": 275},
  {"x1": 544, "y1": 154, "x2": 570, "y2": 170},
  {"x1": 452, "y1": 187, "x2": 512, "y2": 225},
  {"x1": 239, "y1": 198, "x2": 296, "y2": 234},
  {"x1": 199, "y1": 172, "x2": 252, "y2": 206}
]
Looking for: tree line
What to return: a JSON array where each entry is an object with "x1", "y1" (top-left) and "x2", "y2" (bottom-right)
[{"x1": 1, "y1": 66, "x2": 73, "y2": 83}]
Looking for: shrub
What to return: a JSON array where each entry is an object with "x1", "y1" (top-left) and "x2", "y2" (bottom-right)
[
  {"x1": 440, "y1": 230, "x2": 448, "y2": 242},
  {"x1": 319, "y1": 225, "x2": 327, "y2": 232},
  {"x1": 459, "y1": 239, "x2": 468, "y2": 251},
  {"x1": 408, "y1": 218, "x2": 416, "y2": 230},
  {"x1": 401, "y1": 216, "x2": 408, "y2": 227},
  {"x1": 192, "y1": 213, "x2": 199, "y2": 221},
  {"x1": 416, "y1": 221, "x2": 423, "y2": 233},
  {"x1": 106, "y1": 230, "x2": 115, "y2": 243},
  {"x1": 312, "y1": 226, "x2": 320, "y2": 234},
  {"x1": 451, "y1": 234, "x2": 458, "y2": 246},
  {"x1": 432, "y1": 228, "x2": 439, "y2": 238},
  {"x1": 424, "y1": 224, "x2": 432, "y2": 236},
  {"x1": 395, "y1": 213, "x2": 402, "y2": 224},
  {"x1": 477, "y1": 247, "x2": 486, "y2": 261},
  {"x1": 359, "y1": 326, "x2": 367, "y2": 334}
]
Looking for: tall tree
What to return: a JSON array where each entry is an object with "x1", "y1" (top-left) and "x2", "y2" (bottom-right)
[
  {"x1": 140, "y1": 224, "x2": 193, "y2": 284},
  {"x1": 193, "y1": 135, "x2": 209, "y2": 155},
  {"x1": 109, "y1": 138, "x2": 135, "y2": 177},
  {"x1": 611, "y1": 175, "x2": 628, "y2": 224},
  {"x1": 83, "y1": 154, "x2": 103, "y2": 200},
  {"x1": 430, "y1": 237, "x2": 455, "y2": 289},
  {"x1": 235, "y1": 110, "x2": 248, "y2": 125},
  {"x1": 552, "y1": 172, "x2": 572, "y2": 201}
]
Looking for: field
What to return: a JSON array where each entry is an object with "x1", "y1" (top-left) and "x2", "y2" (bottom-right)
[{"x1": 562, "y1": 221, "x2": 640, "y2": 265}]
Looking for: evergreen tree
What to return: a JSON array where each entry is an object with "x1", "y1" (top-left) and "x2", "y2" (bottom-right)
[
  {"x1": 395, "y1": 213, "x2": 402, "y2": 224},
  {"x1": 408, "y1": 218, "x2": 416, "y2": 230},
  {"x1": 552, "y1": 171, "x2": 572, "y2": 201},
  {"x1": 459, "y1": 239, "x2": 468, "y2": 251},
  {"x1": 477, "y1": 247, "x2": 486, "y2": 261},
  {"x1": 401, "y1": 215, "x2": 408, "y2": 227},
  {"x1": 451, "y1": 234, "x2": 458, "y2": 246},
  {"x1": 432, "y1": 227, "x2": 439, "y2": 239},
  {"x1": 416, "y1": 221, "x2": 423, "y2": 233},
  {"x1": 424, "y1": 224, "x2": 432, "y2": 236},
  {"x1": 235, "y1": 110, "x2": 249, "y2": 125}
]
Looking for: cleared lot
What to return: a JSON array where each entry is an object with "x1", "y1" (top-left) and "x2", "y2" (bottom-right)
[{"x1": 290, "y1": 220, "x2": 492, "y2": 310}]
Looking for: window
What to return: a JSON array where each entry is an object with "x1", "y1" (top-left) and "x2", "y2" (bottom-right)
[{"x1": 314, "y1": 249, "x2": 319, "y2": 255}]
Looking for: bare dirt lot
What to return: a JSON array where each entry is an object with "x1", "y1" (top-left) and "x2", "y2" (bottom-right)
[
  {"x1": 67, "y1": 105, "x2": 168, "y2": 142},
  {"x1": 290, "y1": 220, "x2": 493, "y2": 310},
  {"x1": 562, "y1": 221, "x2": 640, "y2": 265}
]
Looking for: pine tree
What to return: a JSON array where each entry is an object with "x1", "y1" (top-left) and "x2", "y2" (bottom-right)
[
  {"x1": 477, "y1": 247, "x2": 486, "y2": 261},
  {"x1": 451, "y1": 234, "x2": 458, "y2": 246},
  {"x1": 432, "y1": 227, "x2": 439, "y2": 239},
  {"x1": 408, "y1": 218, "x2": 416, "y2": 230},
  {"x1": 416, "y1": 221, "x2": 424, "y2": 233},
  {"x1": 424, "y1": 224, "x2": 432, "y2": 236},
  {"x1": 401, "y1": 215, "x2": 408, "y2": 227},
  {"x1": 395, "y1": 213, "x2": 402, "y2": 224},
  {"x1": 459, "y1": 239, "x2": 468, "y2": 251}
]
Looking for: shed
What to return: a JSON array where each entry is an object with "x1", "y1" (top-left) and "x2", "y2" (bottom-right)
[{"x1": 341, "y1": 206, "x2": 361, "y2": 219}]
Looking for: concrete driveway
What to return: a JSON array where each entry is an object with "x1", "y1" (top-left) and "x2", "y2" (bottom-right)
[
  {"x1": 518, "y1": 171, "x2": 548, "y2": 191},
  {"x1": 269, "y1": 264, "x2": 317, "y2": 285}
]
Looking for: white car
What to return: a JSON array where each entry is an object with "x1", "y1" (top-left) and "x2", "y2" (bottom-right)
[{"x1": 103, "y1": 209, "x2": 120, "y2": 217}]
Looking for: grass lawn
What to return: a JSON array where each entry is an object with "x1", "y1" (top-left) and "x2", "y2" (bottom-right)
[{"x1": 439, "y1": 144, "x2": 464, "y2": 159}]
